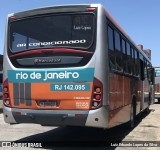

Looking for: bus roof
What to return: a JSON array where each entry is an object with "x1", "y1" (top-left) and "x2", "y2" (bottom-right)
[{"x1": 8, "y1": 4, "x2": 100, "y2": 17}]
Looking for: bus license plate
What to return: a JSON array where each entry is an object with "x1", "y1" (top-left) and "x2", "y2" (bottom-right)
[{"x1": 39, "y1": 100, "x2": 57, "y2": 107}]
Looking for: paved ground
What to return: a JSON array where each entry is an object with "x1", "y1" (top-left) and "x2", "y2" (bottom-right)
[
  {"x1": 0, "y1": 101, "x2": 160, "y2": 149},
  {"x1": 115, "y1": 103, "x2": 160, "y2": 150}
]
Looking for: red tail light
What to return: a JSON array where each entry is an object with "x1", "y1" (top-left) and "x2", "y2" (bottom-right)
[
  {"x1": 95, "y1": 95, "x2": 101, "y2": 100},
  {"x1": 3, "y1": 79, "x2": 11, "y2": 107},
  {"x1": 9, "y1": 16, "x2": 16, "y2": 20},
  {"x1": 90, "y1": 78, "x2": 103, "y2": 109},
  {"x1": 4, "y1": 93, "x2": 9, "y2": 99},
  {"x1": 87, "y1": 7, "x2": 96, "y2": 11}
]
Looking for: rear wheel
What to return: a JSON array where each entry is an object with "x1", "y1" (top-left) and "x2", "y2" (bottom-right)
[
  {"x1": 130, "y1": 100, "x2": 136, "y2": 128},
  {"x1": 145, "y1": 93, "x2": 151, "y2": 113}
]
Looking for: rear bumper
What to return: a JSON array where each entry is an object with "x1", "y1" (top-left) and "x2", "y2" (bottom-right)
[
  {"x1": 3, "y1": 106, "x2": 88, "y2": 126},
  {"x1": 3, "y1": 106, "x2": 109, "y2": 128}
]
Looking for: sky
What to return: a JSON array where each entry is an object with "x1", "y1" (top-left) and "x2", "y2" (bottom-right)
[{"x1": 0, "y1": 0, "x2": 160, "y2": 66}]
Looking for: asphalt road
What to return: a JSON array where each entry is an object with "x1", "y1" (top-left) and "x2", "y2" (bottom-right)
[{"x1": 0, "y1": 101, "x2": 160, "y2": 150}]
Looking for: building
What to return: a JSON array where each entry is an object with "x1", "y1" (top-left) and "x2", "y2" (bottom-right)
[{"x1": 137, "y1": 44, "x2": 151, "y2": 60}]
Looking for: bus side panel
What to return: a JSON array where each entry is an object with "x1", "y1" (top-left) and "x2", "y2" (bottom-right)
[
  {"x1": 108, "y1": 74, "x2": 141, "y2": 128},
  {"x1": 109, "y1": 73, "x2": 123, "y2": 110},
  {"x1": 108, "y1": 74, "x2": 130, "y2": 127}
]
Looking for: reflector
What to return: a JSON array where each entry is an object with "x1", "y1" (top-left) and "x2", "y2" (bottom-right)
[{"x1": 95, "y1": 95, "x2": 101, "y2": 100}]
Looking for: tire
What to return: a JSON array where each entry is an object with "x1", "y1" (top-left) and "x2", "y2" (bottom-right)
[
  {"x1": 149, "y1": 92, "x2": 151, "y2": 105},
  {"x1": 145, "y1": 93, "x2": 151, "y2": 113},
  {"x1": 130, "y1": 100, "x2": 136, "y2": 129}
]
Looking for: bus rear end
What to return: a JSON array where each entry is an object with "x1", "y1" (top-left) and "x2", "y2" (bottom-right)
[
  {"x1": 3, "y1": 4, "x2": 108, "y2": 128},
  {"x1": 155, "y1": 67, "x2": 160, "y2": 102}
]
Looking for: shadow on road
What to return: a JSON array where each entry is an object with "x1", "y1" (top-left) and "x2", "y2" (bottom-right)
[
  {"x1": 0, "y1": 109, "x2": 3, "y2": 114},
  {"x1": 15, "y1": 109, "x2": 151, "y2": 150}
]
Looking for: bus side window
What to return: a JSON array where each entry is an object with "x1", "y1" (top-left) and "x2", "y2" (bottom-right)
[
  {"x1": 131, "y1": 47, "x2": 135, "y2": 75},
  {"x1": 145, "y1": 60, "x2": 148, "y2": 78},
  {"x1": 140, "y1": 54, "x2": 145, "y2": 81},
  {"x1": 114, "y1": 30, "x2": 123, "y2": 72},
  {"x1": 108, "y1": 26, "x2": 116, "y2": 71},
  {"x1": 126, "y1": 42, "x2": 132, "y2": 74},
  {"x1": 147, "y1": 61, "x2": 151, "y2": 79},
  {"x1": 135, "y1": 50, "x2": 140, "y2": 76},
  {"x1": 122, "y1": 39, "x2": 127, "y2": 73},
  {"x1": 114, "y1": 31, "x2": 121, "y2": 50}
]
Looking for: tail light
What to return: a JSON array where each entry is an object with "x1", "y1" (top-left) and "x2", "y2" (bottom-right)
[
  {"x1": 9, "y1": 15, "x2": 16, "y2": 20},
  {"x1": 3, "y1": 79, "x2": 11, "y2": 107},
  {"x1": 87, "y1": 7, "x2": 96, "y2": 11},
  {"x1": 90, "y1": 78, "x2": 103, "y2": 109}
]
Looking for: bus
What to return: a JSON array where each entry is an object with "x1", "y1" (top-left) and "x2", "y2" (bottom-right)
[
  {"x1": 3, "y1": 4, "x2": 155, "y2": 128},
  {"x1": 155, "y1": 67, "x2": 160, "y2": 102}
]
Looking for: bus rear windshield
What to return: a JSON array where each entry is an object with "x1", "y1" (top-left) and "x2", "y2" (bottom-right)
[{"x1": 9, "y1": 14, "x2": 95, "y2": 52}]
